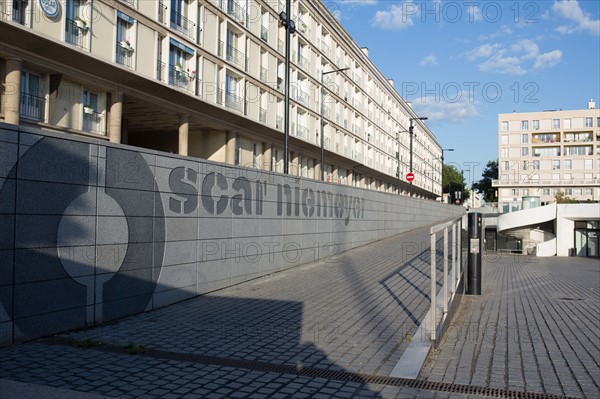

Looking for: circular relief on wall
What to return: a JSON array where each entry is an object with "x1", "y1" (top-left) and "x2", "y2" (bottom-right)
[{"x1": 39, "y1": 0, "x2": 60, "y2": 18}]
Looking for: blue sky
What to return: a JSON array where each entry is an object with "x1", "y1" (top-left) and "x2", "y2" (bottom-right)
[{"x1": 329, "y1": 0, "x2": 600, "y2": 184}]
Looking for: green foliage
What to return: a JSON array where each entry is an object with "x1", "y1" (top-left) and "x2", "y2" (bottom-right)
[
  {"x1": 555, "y1": 192, "x2": 578, "y2": 204},
  {"x1": 472, "y1": 160, "x2": 498, "y2": 202},
  {"x1": 442, "y1": 164, "x2": 470, "y2": 202}
]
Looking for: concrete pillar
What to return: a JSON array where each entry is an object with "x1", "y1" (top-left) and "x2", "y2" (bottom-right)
[
  {"x1": 109, "y1": 91, "x2": 123, "y2": 143},
  {"x1": 314, "y1": 160, "x2": 321, "y2": 181},
  {"x1": 263, "y1": 144, "x2": 271, "y2": 171},
  {"x1": 291, "y1": 152, "x2": 299, "y2": 176},
  {"x1": 4, "y1": 58, "x2": 22, "y2": 125},
  {"x1": 178, "y1": 114, "x2": 189, "y2": 156},
  {"x1": 225, "y1": 131, "x2": 236, "y2": 165},
  {"x1": 347, "y1": 169, "x2": 353, "y2": 186}
]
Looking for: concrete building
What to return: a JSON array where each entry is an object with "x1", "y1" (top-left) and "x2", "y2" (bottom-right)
[
  {"x1": 494, "y1": 101, "x2": 600, "y2": 209},
  {"x1": 0, "y1": 0, "x2": 442, "y2": 198}
]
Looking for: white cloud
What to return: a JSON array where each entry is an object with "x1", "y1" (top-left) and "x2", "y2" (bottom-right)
[
  {"x1": 533, "y1": 50, "x2": 563, "y2": 70},
  {"x1": 339, "y1": 0, "x2": 377, "y2": 5},
  {"x1": 412, "y1": 94, "x2": 479, "y2": 123},
  {"x1": 419, "y1": 55, "x2": 438, "y2": 65},
  {"x1": 477, "y1": 26, "x2": 513, "y2": 41},
  {"x1": 465, "y1": 43, "x2": 502, "y2": 61},
  {"x1": 553, "y1": 0, "x2": 600, "y2": 36},
  {"x1": 372, "y1": 0, "x2": 419, "y2": 30},
  {"x1": 465, "y1": 40, "x2": 562, "y2": 75}
]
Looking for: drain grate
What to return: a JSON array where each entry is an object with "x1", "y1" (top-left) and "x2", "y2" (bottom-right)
[{"x1": 43, "y1": 337, "x2": 581, "y2": 399}]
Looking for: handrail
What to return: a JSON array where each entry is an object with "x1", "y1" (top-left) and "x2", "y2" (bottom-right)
[{"x1": 429, "y1": 215, "x2": 463, "y2": 341}]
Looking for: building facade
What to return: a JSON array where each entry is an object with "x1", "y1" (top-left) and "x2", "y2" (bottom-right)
[
  {"x1": 494, "y1": 101, "x2": 600, "y2": 209},
  {"x1": 0, "y1": 0, "x2": 443, "y2": 197}
]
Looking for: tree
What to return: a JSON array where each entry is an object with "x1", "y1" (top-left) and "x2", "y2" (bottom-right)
[
  {"x1": 472, "y1": 160, "x2": 498, "y2": 203},
  {"x1": 442, "y1": 164, "x2": 470, "y2": 204}
]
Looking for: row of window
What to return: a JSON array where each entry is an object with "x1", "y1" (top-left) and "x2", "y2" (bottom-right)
[
  {"x1": 502, "y1": 159, "x2": 595, "y2": 171},
  {"x1": 506, "y1": 188, "x2": 595, "y2": 197},
  {"x1": 501, "y1": 117, "x2": 599, "y2": 132}
]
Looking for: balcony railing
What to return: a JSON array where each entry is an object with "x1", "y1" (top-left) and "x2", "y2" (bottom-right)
[
  {"x1": 260, "y1": 26, "x2": 268, "y2": 42},
  {"x1": 277, "y1": 39, "x2": 284, "y2": 54},
  {"x1": 219, "y1": 0, "x2": 245, "y2": 23},
  {"x1": 82, "y1": 111, "x2": 105, "y2": 134},
  {"x1": 19, "y1": 93, "x2": 44, "y2": 121},
  {"x1": 276, "y1": 115, "x2": 283, "y2": 130},
  {"x1": 292, "y1": 123, "x2": 308, "y2": 139},
  {"x1": 296, "y1": 89, "x2": 309, "y2": 106},
  {"x1": 12, "y1": 0, "x2": 25, "y2": 24},
  {"x1": 156, "y1": 60, "x2": 166, "y2": 81},
  {"x1": 224, "y1": 91, "x2": 243, "y2": 113},
  {"x1": 492, "y1": 178, "x2": 598, "y2": 187},
  {"x1": 168, "y1": 65, "x2": 196, "y2": 93},
  {"x1": 320, "y1": 41, "x2": 331, "y2": 59},
  {"x1": 119, "y1": 0, "x2": 137, "y2": 8},
  {"x1": 65, "y1": 18, "x2": 87, "y2": 48},
  {"x1": 260, "y1": 67, "x2": 267, "y2": 82},
  {"x1": 297, "y1": 53, "x2": 309, "y2": 70},
  {"x1": 296, "y1": 17, "x2": 308, "y2": 35},
  {"x1": 219, "y1": 41, "x2": 244, "y2": 69},
  {"x1": 259, "y1": 107, "x2": 267, "y2": 123},
  {"x1": 158, "y1": 1, "x2": 168, "y2": 24},
  {"x1": 116, "y1": 42, "x2": 134, "y2": 68},
  {"x1": 170, "y1": 9, "x2": 195, "y2": 39}
]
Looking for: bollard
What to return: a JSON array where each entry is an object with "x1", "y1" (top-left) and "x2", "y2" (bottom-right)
[{"x1": 467, "y1": 212, "x2": 482, "y2": 295}]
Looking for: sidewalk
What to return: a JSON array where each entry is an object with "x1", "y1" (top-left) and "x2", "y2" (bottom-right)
[{"x1": 0, "y1": 226, "x2": 598, "y2": 398}]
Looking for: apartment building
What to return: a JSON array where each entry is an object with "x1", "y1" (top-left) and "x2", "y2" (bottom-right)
[
  {"x1": 495, "y1": 101, "x2": 600, "y2": 209},
  {"x1": 0, "y1": 0, "x2": 442, "y2": 197}
]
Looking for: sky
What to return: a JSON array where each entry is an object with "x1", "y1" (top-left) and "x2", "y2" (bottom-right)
[{"x1": 327, "y1": 0, "x2": 600, "y2": 185}]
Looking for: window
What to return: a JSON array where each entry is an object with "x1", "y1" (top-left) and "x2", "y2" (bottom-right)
[
  {"x1": 585, "y1": 117, "x2": 593, "y2": 127},
  {"x1": 564, "y1": 173, "x2": 571, "y2": 180},
  {"x1": 585, "y1": 159, "x2": 593, "y2": 170},
  {"x1": 521, "y1": 147, "x2": 529, "y2": 156},
  {"x1": 521, "y1": 134, "x2": 528, "y2": 144},
  {"x1": 65, "y1": 0, "x2": 86, "y2": 47},
  {"x1": 12, "y1": 0, "x2": 27, "y2": 24},
  {"x1": 501, "y1": 134, "x2": 508, "y2": 144},
  {"x1": 522, "y1": 189, "x2": 528, "y2": 196},
  {"x1": 564, "y1": 146, "x2": 593, "y2": 156},
  {"x1": 501, "y1": 121, "x2": 508, "y2": 131},
  {"x1": 523, "y1": 161, "x2": 529, "y2": 170},
  {"x1": 168, "y1": 39, "x2": 195, "y2": 91},
  {"x1": 552, "y1": 119, "x2": 560, "y2": 129},
  {"x1": 116, "y1": 12, "x2": 134, "y2": 68},
  {"x1": 503, "y1": 161, "x2": 509, "y2": 171},
  {"x1": 20, "y1": 72, "x2": 43, "y2": 121},
  {"x1": 552, "y1": 160, "x2": 560, "y2": 170},
  {"x1": 584, "y1": 188, "x2": 593, "y2": 196},
  {"x1": 521, "y1": 120, "x2": 528, "y2": 130},
  {"x1": 564, "y1": 159, "x2": 572, "y2": 170},
  {"x1": 532, "y1": 120, "x2": 539, "y2": 130},
  {"x1": 170, "y1": 0, "x2": 194, "y2": 38},
  {"x1": 502, "y1": 147, "x2": 509, "y2": 158},
  {"x1": 543, "y1": 189, "x2": 550, "y2": 195},
  {"x1": 564, "y1": 118, "x2": 571, "y2": 129},
  {"x1": 565, "y1": 188, "x2": 572, "y2": 195},
  {"x1": 512, "y1": 189, "x2": 518, "y2": 196},
  {"x1": 574, "y1": 188, "x2": 582, "y2": 196},
  {"x1": 533, "y1": 160, "x2": 540, "y2": 170},
  {"x1": 82, "y1": 90, "x2": 102, "y2": 133},
  {"x1": 597, "y1": 117, "x2": 600, "y2": 127}
]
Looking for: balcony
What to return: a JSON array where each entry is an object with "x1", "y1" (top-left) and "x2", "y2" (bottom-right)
[
  {"x1": 320, "y1": 41, "x2": 331, "y2": 59},
  {"x1": 119, "y1": 0, "x2": 137, "y2": 8},
  {"x1": 295, "y1": 89, "x2": 309, "y2": 106},
  {"x1": 65, "y1": 18, "x2": 87, "y2": 48},
  {"x1": 260, "y1": 67, "x2": 267, "y2": 82},
  {"x1": 219, "y1": 0, "x2": 245, "y2": 24},
  {"x1": 216, "y1": 89, "x2": 243, "y2": 113},
  {"x1": 168, "y1": 65, "x2": 196, "y2": 93},
  {"x1": 116, "y1": 42, "x2": 134, "y2": 68},
  {"x1": 292, "y1": 122, "x2": 308, "y2": 139},
  {"x1": 156, "y1": 60, "x2": 166, "y2": 81},
  {"x1": 260, "y1": 26, "x2": 268, "y2": 42},
  {"x1": 297, "y1": 17, "x2": 309, "y2": 35},
  {"x1": 259, "y1": 107, "x2": 267, "y2": 123},
  {"x1": 492, "y1": 178, "x2": 597, "y2": 187},
  {"x1": 277, "y1": 39, "x2": 284, "y2": 54},
  {"x1": 276, "y1": 115, "x2": 283, "y2": 130},
  {"x1": 219, "y1": 41, "x2": 245, "y2": 69},
  {"x1": 170, "y1": 10, "x2": 195, "y2": 39},
  {"x1": 82, "y1": 111, "x2": 105, "y2": 134},
  {"x1": 297, "y1": 53, "x2": 309, "y2": 71},
  {"x1": 19, "y1": 93, "x2": 44, "y2": 121},
  {"x1": 158, "y1": 1, "x2": 168, "y2": 24}
]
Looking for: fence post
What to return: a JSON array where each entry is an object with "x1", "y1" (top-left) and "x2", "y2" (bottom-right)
[
  {"x1": 443, "y1": 227, "x2": 448, "y2": 314},
  {"x1": 430, "y1": 230, "x2": 437, "y2": 341},
  {"x1": 452, "y1": 223, "x2": 456, "y2": 294}
]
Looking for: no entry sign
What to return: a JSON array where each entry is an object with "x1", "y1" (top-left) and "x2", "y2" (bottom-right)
[{"x1": 406, "y1": 172, "x2": 415, "y2": 182}]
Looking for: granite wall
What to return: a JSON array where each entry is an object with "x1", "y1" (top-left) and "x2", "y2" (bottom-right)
[{"x1": 0, "y1": 123, "x2": 464, "y2": 345}]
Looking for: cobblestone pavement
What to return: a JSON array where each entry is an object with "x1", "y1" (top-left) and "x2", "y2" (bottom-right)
[
  {"x1": 1, "y1": 223, "x2": 598, "y2": 399},
  {"x1": 421, "y1": 255, "x2": 600, "y2": 399}
]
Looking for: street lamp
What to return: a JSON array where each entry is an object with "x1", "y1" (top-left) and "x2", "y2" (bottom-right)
[
  {"x1": 409, "y1": 116, "x2": 428, "y2": 196},
  {"x1": 279, "y1": 7, "x2": 296, "y2": 174},
  {"x1": 320, "y1": 67, "x2": 349, "y2": 181},
  {"x1": 441, "y1": 148, "x2": 454, "y2": 201}
]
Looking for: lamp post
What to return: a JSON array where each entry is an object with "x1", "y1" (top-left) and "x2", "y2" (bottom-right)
[
  {"x1": 441, "y1": 148, "x2": 454, "y2": 202},
  {"x1": 279, "y1": 6, "x2": 296, "y2": 174},
  {"x1": 320, "y1": 67, "x2": 349, "y2": 181},
  {"x1": 409, "y1": 116, "x2": 428, "y2": 196}
]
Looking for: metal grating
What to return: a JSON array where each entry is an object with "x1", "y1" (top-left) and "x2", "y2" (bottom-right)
[{"x1": 44, "y1": 338, "x2": 582, "y2": 399}]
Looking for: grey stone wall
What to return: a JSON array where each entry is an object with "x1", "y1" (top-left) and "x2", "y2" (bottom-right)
[{"x1": 0, "y1": 123, "x2": 464, "y2": 346}]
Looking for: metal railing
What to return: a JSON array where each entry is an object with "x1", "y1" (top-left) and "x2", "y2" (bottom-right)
[
  {"x1": 217, "y1": 89, "x2": 243, "y2": 112},
  {"x1": 219, "y1": 41, "x2": 244, "y2": 68},
  {"x1": 65, "y1": 18, "x2": 87, "y2": 48},
  {"x1": 156, "y1": 60, "x2": 166, "y2": 81},
  {"x1": 320, "y1": 41, "x2": 331, "y2": 59},
  {"x1": 276, "y1": 115, "x2": 283, "y2": 130},
  {"x1": 260, "y1": 26, "x2": 268, "y2": 42},
  {"x1": 19, "y1": 93, "x2": 44, "y2": 121},
  {"x1": 259, "y1": 107, "x2": 267, "y2": 123},
  {"x1": 260, "y1": 67, "x2": 267, "y2": 82},
  {"x1": 297, "y1": 53, "x2": 309, "y2": 71},
  {"x1": 429, "y1": 216, "x2": 463, "y2": 341},
  {"x1": 170, "y1": 9, "x2": 195, "y2": 39},
  {"x1": 158, "y1": 1, "x2": 168, "y2": 24},
  {"x1": 277, "y1": 39, "x2": 284, "y2": 54},
  {"x1": 82, "y1": 111, "x2": 104, "y2": 133},
  {"x1": 168, "y1": 65, "x2": 195, "y2": 93},
  {"x1": 119, "y1": 0, "x2": 137, "y2": 8},
  {"x1": 219, "y1": 0, "x2": 245, "y2": 23},
  {"x1": 492, "y1": 178, "x2": 598, "y2": 186},
  {"x1": 116, "y1": 42, "x2": 134, "y2": 67}
]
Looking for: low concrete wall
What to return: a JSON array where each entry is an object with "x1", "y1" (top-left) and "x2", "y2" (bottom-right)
[{"x1": 0, "y1": 123, "x2": 464, "y2": 346}]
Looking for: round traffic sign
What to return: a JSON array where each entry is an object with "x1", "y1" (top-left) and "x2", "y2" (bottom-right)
[
  {"x1": 455, "y1": 199, "x2": 460, "y2": 204},
  {"x1": 406, "y1": 172, "x2": 415, "y2": 182}
]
